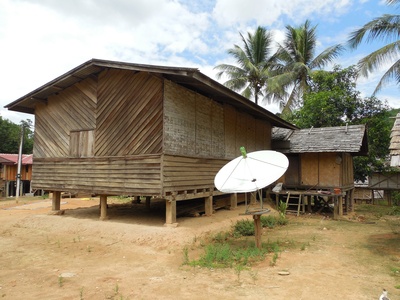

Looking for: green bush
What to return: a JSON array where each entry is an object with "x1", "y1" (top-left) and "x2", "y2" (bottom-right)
[
  {"x1": 389, "y1": 206, "x2": 400, "y2": 216},
  {"x1": 233, "y1": 219, "x2": 254, "y2": 236},
  {"x1": 233, "y1": 216, "x2": 288, "y2": 237}
]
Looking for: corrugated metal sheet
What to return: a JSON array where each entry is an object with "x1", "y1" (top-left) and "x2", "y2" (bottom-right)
[{"x1": 0, "y1": 154, "x2": 33, "y2": 165}]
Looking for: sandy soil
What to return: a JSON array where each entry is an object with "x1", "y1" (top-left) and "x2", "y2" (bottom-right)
[{"x1": 0, "y1": 197, "x2": 399, "y2": 300}]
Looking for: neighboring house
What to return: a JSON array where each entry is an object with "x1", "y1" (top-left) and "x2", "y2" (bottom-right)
[
  {"x1": 272, "y1": 125, "x2": 368, "y2": 214},
  {"x1": 0, "y1": 154, "x2": 33, "y2": 197},
  {"x1": 368, "y1": 112, "x2": 400, "y2": 205},
  {"x1": 5, "y1": 59, "x2": 296, "y2": 223}
]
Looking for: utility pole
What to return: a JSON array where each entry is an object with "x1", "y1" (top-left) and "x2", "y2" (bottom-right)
[{"x1": 15, "y1": 122, "x2": 26, "y2": 203}]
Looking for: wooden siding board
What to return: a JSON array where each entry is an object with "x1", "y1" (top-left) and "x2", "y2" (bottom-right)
[
  {"x1": 33, "y1": 77, "x2": 97, "y2": 159},
  {"x1": 96, "y1": 70, "x2": 163, "y2": 156},
  {"x1": 32, "y1": 155, "x2": 162, "y2": 195},
  {"x1": 161, "y1": 154, "x2": 227, "y2": 194},
  {"x1": 301, "y1": 153, "x2": 319, "y2": 186}
]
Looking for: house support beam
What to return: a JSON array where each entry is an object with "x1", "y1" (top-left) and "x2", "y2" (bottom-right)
[
  {"x1": 253, "y1": 215, "x2": 262, "y2": 249},
  {"x1": 230, "y1": 193, "x2": 237, "y2": 210},
  {"x1": 333, "y1": 195, "x2": 343, "y2": 220},
  {"x1": 100, "y1": 195, "x2": 108, "y2": 220},
  {"x1": 145, "y1": 196, "x2": 151, "y2": 210},
  {"x1": 165, "y1": 200, "x2": 177, "y2": 225},
  {"x1": 52, "y1": 191, "x2": 61, "y2": 211},
  {"x1": 205, "y1": 195, "x2": 213, "y2": 216}
]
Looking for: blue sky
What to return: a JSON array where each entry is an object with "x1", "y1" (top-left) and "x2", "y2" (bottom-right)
[{"x1": 0, "y1": 0, "x2": 398, "y2": 124}]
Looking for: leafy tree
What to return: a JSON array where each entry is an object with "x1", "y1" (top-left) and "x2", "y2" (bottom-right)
[
  {"x1": 348, "y1": 0, "x2": 400, "y2": 94},
  {"x1": 0, "y1": 117, "x2": 33, "y2": 154},
  {"x1": 288, "y1": 65, "x2": 359, "y2": 128},
  {"x1": 214, "y1": 26, "x2": 277, "y2": 105},
  {"x1": 272, "y1": 20, "x2": 343, "y2": 114},
  {"x1": 288, "y1": 66, "x2": 391, "y2": 181}
]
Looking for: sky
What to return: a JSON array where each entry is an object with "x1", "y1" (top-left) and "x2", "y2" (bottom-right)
[{"x1": 0, "y1": 0, "x2": 398, "y2": 124}]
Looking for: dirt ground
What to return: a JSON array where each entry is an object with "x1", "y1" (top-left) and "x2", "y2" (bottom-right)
[{"x1": 0, "y1": 196, "x2": 399, "y2": 300}]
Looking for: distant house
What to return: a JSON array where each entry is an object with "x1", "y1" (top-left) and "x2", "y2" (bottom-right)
[
  {"x1": 272, "y1": 125, "x2": 368, "y2": 214},
  {"x1": 368, "y1": 113, "x2": 400, "y2": 205},
  {"x1": 5, "y1": 59, "x2": 296, "y2": 223},
  {"x1": 0, "y1": 154, "x2": 33, "y2": 197}
]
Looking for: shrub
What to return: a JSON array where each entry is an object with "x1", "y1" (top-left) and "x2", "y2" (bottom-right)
[{"x1": 233, "y1": 219, "x2": 254, "y2": 236}]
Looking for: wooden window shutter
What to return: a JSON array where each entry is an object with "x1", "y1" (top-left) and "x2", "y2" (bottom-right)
[{"x1": 70, "y1": 130, "x2": 94, "y2": 157}]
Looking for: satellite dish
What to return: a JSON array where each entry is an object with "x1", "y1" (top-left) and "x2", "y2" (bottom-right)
[{"x1": 214, "y1": 147, "x2": 289, "y2": 193}]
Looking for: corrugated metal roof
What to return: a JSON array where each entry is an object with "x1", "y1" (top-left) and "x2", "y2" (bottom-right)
[
  {"x1": 5, "y1": 58, "x2": 297, "y2": 130},
  {"x1": 272, "y1": 124, "x2": 368, "y2": 155},
  {"x1": 0, "y1": 154, "x2": 33, "y2": 165}
]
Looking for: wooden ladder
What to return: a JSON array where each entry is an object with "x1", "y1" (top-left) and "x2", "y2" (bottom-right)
[{"x1": 285, "y1": 193, "x2": 305, "y2": 216}]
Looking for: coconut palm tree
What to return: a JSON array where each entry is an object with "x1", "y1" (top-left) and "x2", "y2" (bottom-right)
[
  {"x1": 214, "y1": 26, "x2": 277, "y2": 105},
  {"x1": 273, "y1": 20, "x2": 343, "y2": 114},
  {"x1": 348, "y1": 0, "x2": 400, "y2": 95}
]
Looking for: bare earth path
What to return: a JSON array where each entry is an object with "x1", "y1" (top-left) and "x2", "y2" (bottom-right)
[{"x1": 0, "y1": 197, "x2": 399, "y2": 299}]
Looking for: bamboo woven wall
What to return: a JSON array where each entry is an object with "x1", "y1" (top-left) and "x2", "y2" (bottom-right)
[
  {"x1": 33, "y1": 77, "x2": 97, "y2": 158},
  {"x1": 164, "y1": 80, "x2": 271, "y2": 160},
  {"x1": 96, "y1": 69, "x2": 163, "y2": 156},
  {"x1": 32, "y1": 155, "x2": 162, "y2": 195}
]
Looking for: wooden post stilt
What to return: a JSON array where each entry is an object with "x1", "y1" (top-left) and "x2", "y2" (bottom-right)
[
  {"x1": 230, "y1": 193, "x2": 237, "y2": 210},
  {"x1": 52, "y1": 191, "x2": 61, "y2": 211},
  {"x1": 100, "y1": 195, "x2": 108, "y2": 220},
  {"x1": 205, "y1": 195, "x2": 213, "y2": 216},
  {"x1": 145, "y1": 196, "x2": 151, "y2": 210},
  {"x1": 253, "y1": 215, "x2": 262, "y2": 249},
  {"x1": 165, "y1": 199, "x2": 177, "y2": 225},
  {"x1": 372, "y1": 189, "x2": 375, "y2": 205},
  {"x1": 338, "y1": 195, "x2": 343, "y2": 216},
  {"x1": 387, "y1": 190, "x2": 392, "y2": 206}
]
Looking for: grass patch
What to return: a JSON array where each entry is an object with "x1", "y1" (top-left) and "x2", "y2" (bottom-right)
[
  {"x1": 233, "y1": 215, "x2": 287, "y2": 237},
  {"x1": 184, "y1": 215, "x2": 289, "y2": 269}
]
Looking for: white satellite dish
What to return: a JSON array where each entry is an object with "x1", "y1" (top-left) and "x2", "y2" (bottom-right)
[{"x1": 214, "y1": 148, "x2": 289, "y2": 193}]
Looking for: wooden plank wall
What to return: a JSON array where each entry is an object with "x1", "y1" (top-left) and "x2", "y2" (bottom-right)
[
  {"x1": 96, "y1": 69, "x2": 163, "y2": 156},
  {"x1": 370, "y1": 172, "x2": 400, "y2": 189},
  {"x1": 301, "y1": 153, "x2": 340, "y2": 188},
  {"x1": 341, "y1": 153, "x2": 354, "y2": 187},
  {"x1": 300, "y1": 153, "x2": 319, "y2": 186},
  {"x1": 32, "y1": 155, "x2": 162, "y2": 195},
  {"x1": 34, "y1": 77, "x2": 97, "y2": 158},
  {"x1": 162, "y1": 154, "x2": 227, "y2": 195},
  {"x1": 2, "y1": 165, "x2": 32, "y2": 181}
]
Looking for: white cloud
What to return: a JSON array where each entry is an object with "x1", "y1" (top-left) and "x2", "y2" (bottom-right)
[
  {"x1": 1, "y1": 0, "x2": 398, "y2": 124},
  {"x1": 212, "y1": 0, "x2": 352, "y2": 27}
]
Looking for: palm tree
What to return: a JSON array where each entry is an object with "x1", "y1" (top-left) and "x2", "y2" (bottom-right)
[
  {"x1": 214, "y1": 26, "x2": 276, "y2": 105},
  {"x1": 348, "y1": 0, "x2": 400, "y2": 95},
  {"x1": 273, "y1": 20, "x2": 343, "y2": 114}
]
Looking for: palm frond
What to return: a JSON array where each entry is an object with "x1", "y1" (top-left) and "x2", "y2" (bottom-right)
[
  {"x1": 373, "y1": 57, "x2": 400, "y2": 94},
  {"x1": 348, "y1": 14, "x2": 400, "y2": 48},
  {"x1": 310, "y1": 44, "x2": 344, "y2": 69},
  {"x1": 357, "y1": 40, "x2": 400, "y2": 77}
]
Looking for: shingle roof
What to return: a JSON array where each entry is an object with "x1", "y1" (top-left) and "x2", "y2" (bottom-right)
[
  {"x1": 272, "y1": 124, "x2": 368, "y2": 155},
  {"x1": 0, "y1": 154, "x2": 33, "y2": 165}
]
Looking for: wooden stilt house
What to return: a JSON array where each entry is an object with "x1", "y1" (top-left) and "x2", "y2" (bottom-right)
[
  {"x1": 5, "y1": 59, "x2": 296, "y2": 223},
  {"x1": 271, "y1": 125, "x2": 368, "y2": 216},
  {"x1": 0, "y1": 154, "x2": 33, "y2": 197}
]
